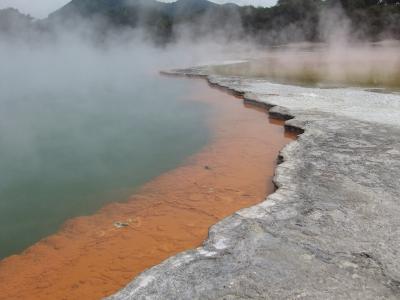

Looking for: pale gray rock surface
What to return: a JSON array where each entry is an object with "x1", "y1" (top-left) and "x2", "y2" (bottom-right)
[{"x1": 108, "y1": 66, "x2": 400, "y2": 299}]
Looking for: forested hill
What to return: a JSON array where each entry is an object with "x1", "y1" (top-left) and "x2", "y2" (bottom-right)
[{"x1": 1, "y1": 0, "x2": 400, "y2": 44}]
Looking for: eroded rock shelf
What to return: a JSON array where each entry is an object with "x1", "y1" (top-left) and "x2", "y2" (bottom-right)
[{"x1": 110, "y1": 65, "x2": 400, "y2": 300}]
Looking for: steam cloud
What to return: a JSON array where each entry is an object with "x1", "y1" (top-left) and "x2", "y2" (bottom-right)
[{"x1": 0, "y1": 0, "x2": 399, "y2": 258}]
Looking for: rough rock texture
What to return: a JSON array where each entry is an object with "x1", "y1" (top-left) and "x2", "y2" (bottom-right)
[{"x1": 109, "y1": 66, "x2": 400, "y2": 299}]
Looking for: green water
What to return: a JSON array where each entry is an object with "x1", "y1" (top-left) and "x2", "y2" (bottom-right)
[{"x1": 0, "y1": 46, "x2": 212, "y2": 259}]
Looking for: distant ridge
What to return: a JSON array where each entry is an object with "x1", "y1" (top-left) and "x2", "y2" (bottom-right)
[
  {"x1": 1, "y1": 0, "x2": 400, "y2": 45},
  {"x1": 48, "y1": 0, "x2": 224, "y2": 18},
  {"x1": 44, "y1": 0, "x2": 242, "y2": 43}
]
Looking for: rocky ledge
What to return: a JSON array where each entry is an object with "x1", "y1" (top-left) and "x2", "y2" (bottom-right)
[{"x1": 108, "y1": 65, "x2": 400, "y2": 299}]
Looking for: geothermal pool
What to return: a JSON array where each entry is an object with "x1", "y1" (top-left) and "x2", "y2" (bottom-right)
[
  {"x1": 0, "y1": 68, "x2": 212, "y2": 259},
  {"x1": 0, "y1": 75, "x2": 295, "y2": 300}
]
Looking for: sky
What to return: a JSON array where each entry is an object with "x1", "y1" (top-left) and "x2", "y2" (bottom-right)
[{"x1": 0, "y1": 0, "x2": 278, "y2": 19}]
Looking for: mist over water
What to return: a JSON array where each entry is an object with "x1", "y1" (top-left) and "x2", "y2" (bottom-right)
[
  {"x1": 1, "y1": 0, "x2": 399, "y2": 260},
  {"x1": 0, "y1": 39, "x2": 218, "y2": 259}
]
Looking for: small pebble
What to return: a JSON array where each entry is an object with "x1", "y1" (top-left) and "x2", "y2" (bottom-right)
[{"x1": 114, "y1": 222, "x2": 129, "y2": 228}]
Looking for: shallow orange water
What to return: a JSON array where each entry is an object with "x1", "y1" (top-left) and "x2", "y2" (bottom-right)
[{"x1": 0, "y1": 78, "x2": 295, "y2": 300}]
